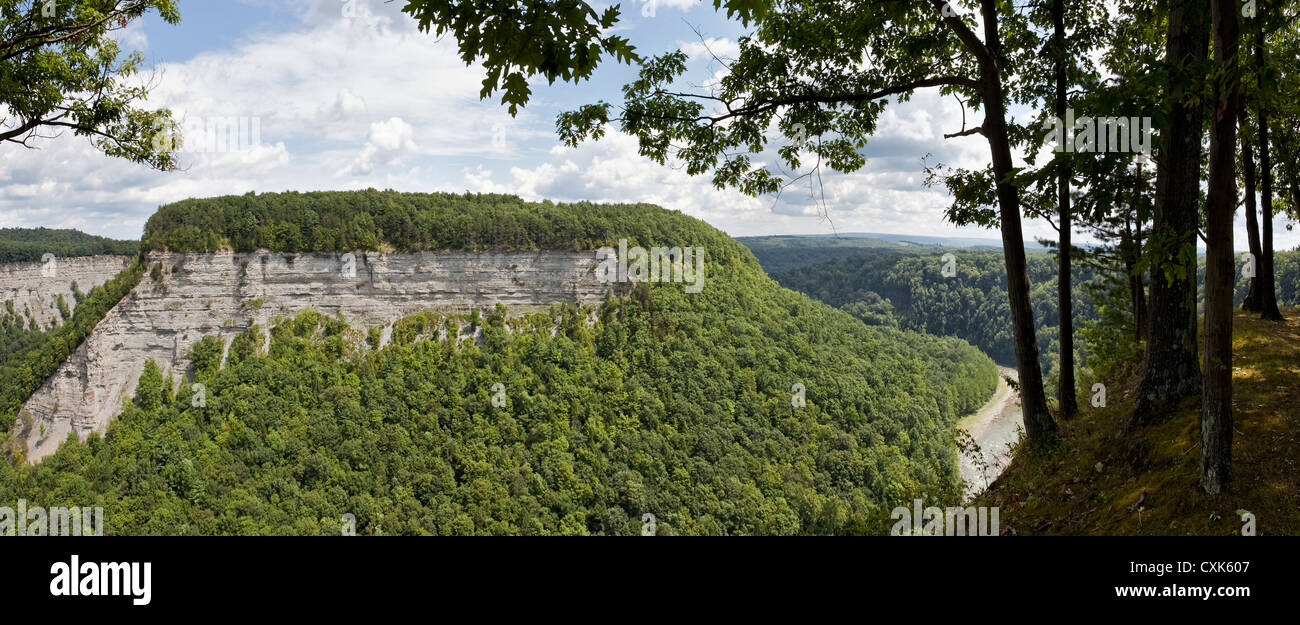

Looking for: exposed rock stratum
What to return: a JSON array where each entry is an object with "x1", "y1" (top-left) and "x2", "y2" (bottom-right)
[{"x1": 17, "y1": 250, "x2": 610, "y2": 462}]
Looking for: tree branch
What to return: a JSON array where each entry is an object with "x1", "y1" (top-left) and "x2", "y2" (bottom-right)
[
  {"x1": 652, "y1": 75, "x2": 980, "y2": 126},
  {"x1": 925, "y1": 0, "x2": 997, "y2": 71}
]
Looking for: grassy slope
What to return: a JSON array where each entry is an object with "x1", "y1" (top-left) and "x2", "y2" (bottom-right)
[{"x1": 982, "y1": 309, "x2": 1300, "y2": 535}]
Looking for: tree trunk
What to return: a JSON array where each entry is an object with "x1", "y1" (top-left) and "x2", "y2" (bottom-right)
[
  {"x1": 975, "y1": 3, "x2": 1055, "y2": 444},
  {"x1": 1255, "y1": 30, "x2": 1283, "y2": 321},
  {"x1": 1202, "y1": 0, "x2": 1240, "y2": 495},
  {"x1": 1122, "y1": 208, "x2": 1146, "y2": 343},
  {"x1": 1128, "y1": 0, "x2": 1208, "y2": 429},
  {"x1": 1124, "y1": 218, "x2": 1144, "y2": 342},
  {"x1": 1240, "y1": 126, "x2": 1263, "y2": 312},
  {"x1": 1053, "y1": 0, "x2": 1077, "y2": 419},
  {"x1": 1133, "y1": 167, "x2": 1148, "y2": 341}
]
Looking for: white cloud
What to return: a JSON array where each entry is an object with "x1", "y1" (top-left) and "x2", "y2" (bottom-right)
[
  {"x1": 326, "y1": 88, "x2": 368, "y2": 121},
  {"x1": 637, "y1": 0, "x2": 703, "y2": 17},
  {"x1": 347, "y1": 117, "x2": 417, "y2": 175},
  {"x1": 2, "y1": 0, "x2": 1297, "y2": 256},
  {"x1": 0, "y1": 5, "x2": 525, "y2": 239},
  {"x1": 678, "y1": 37, "x2": 742, "y2": 63}
]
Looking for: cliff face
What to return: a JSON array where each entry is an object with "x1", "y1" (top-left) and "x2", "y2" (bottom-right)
[
  {"x1": 19, "y1": 250, "x2": 611, "y2": 462},
  {"x1": 0, "y1": 255, "x2": 133, "y2": 329}
]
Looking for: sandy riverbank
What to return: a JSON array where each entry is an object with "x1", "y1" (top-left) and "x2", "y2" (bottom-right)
[{"x1": 956, "y1": 366, "x2": 1023, "y2": 500}]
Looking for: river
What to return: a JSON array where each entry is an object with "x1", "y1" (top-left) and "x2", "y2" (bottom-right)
[{"x1": 956, "y1": 366, "x2": 1023, "y2": 501}]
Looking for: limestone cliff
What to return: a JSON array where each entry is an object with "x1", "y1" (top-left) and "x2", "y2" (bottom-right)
[
  {"x1": 18, "y1": 250, "x2": 611, "y2": 462},
  {"x1": 0, "y1": 255, "x2": 133, "y2": 329}
]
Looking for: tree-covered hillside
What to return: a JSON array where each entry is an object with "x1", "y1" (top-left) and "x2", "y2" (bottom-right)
[
  {"x1": 768, "y1": 250, "x2": 1097, "y2": 371},
  {"x1": 756, "y1": 246, "x2": 1300, "y2": 388},
  {"x1": 0, "y1": 193, "x2": 998, "y2": 535},
  {"x1": 144, "y1": 190, "x2": 746, "y2": 254},
  {"x1": 0, "y1": 228, "x2": 138, "y2": 263},
  {"x1": 737, "y1": 235, "x2": 932, "y2": 274}
]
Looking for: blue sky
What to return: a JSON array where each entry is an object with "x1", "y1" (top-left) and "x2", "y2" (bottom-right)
[{"x1": 2, "y1": 0, "x2": 1295, "y2": 252}]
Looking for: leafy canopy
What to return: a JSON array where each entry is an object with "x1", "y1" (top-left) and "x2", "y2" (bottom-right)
[
  {"x1": 0, "y1": 0, "x2": 181, "y2": 169},
  {"x1": 402, "y1": 0, "x2": 992, "y2": 197},
  {"x1": 401, "y1": 0, "x2": 639, "y2": 115}
]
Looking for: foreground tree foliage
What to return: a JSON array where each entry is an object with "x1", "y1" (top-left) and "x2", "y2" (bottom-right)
[
  {"x1": 0, "y1": 0, "x2": 180, "y2": 168},
  {"x1": 0, "y1": 210, "x2": 998, "y2": 534}
]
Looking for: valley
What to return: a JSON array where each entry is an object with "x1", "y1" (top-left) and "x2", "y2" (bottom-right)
[
  {"x1": 0, "y1": 192, "x2": 1000, "y2": 535},
  {"x1": 957, "y1": 366, "x2": 1022, "y2": 499}
]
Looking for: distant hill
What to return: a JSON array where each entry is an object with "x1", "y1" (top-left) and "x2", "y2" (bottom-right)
[
  {"x1": 770, "y1": 231, "x2": 1014, "y2": 247},
  {"x1": 0, "y1": 227, "x2": 138, "y2": 263},
  {"x1": 738, "y1": 233, "x2": 1046, "y2": 274},
  {"x1": 763, "y1": 248, "x2": 1098, "y2": 381}
]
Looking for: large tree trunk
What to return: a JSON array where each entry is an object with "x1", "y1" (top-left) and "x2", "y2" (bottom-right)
[
  {"x1": 976, "y1": 3, "x2": 1056, "y2": 444},
  {"x1": 1255, "y1": 31, "x2": 1283, "y2": 321},
  {"x1": 1240, "y1": 126, "x2": 1263, "y2": 312},
  {"x1": 1053, "y1": 0, "x2": 1077, "y2": 419},
  {"x1": 946, "y1": 0, "x2": 1059, "y2": 444},
  {"x1": 1202, "y1": 0, "x2": 1239, "y2": 495},
  {"x1": 1128, "y1": 0, "x2": 1208, "y2": 429},
  {"x1": 985, "y1": 103, "x2": 1056, "y2": 443}
]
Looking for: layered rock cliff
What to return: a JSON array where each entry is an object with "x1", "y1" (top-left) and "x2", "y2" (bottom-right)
[
  {"x1": 0, "y1": 255, "x2": 133, "y2": 329},
  {"x1": 19, "y1": 250, "x2": 611, "y2": 462}
]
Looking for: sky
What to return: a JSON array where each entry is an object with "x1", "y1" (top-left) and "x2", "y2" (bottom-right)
[{"x1": 1, "y1": 0, "x2": 1295, "y2": 251}]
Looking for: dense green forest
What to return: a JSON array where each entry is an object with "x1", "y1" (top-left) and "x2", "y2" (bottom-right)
[
  {"x1": 737, "y1": 235, "x2": 939, "y2": 274},
  {"x1": 142, "y1": 190, "x2": 753, "y2": 254},
  {"x1": 750, "y1": 243, "x2": 1300, "y2": 386},
  {"x1": 0, "y1": 228, "x2": 138, "y2": 263},
  {"x1": 0, "y1": 194, "x2": 998, "y2": 535},
  {"x1": 764, "y1": 249, "x2": 1096, "y2": 377},
  {"x1": 0, "y1": 261, "x2": 145, "y2": 435}
]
